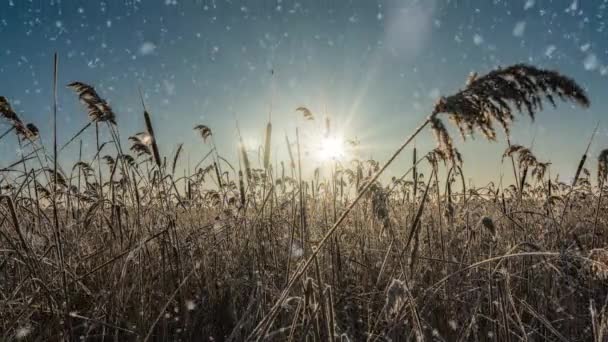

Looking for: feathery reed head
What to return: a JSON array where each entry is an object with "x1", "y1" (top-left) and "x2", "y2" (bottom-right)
[
  {"x1": 433, "y1": 64, "x2": 589, "y2": 136},
  {"x1": 429, "y1": 116, "x2": 461, "y2": 164},
  {"x1": 503, "y1": 145, "x2": 550, "y2": 181},
  {"x1": 67, "y1": 82, "x2": 116, "y2": 124},
  {"x1": 0, "y1": 97, "x2": 40, "y2": 140},
  {"x1": 129, "y1": 132, "x2": 153, "y2": 157},
  {"x1": 45, "y1": 168, "x2": 67, "y2": 188},
  {"x1": 0, "y1": 96, "x2": 22, "y2": 125},
  {"x1": 430, "y1": 64, "x2": 589, "y2": 163},
  {"x1": 121, "y1": 154, "x2": 136, "y2": 167},
  {"x1": 516, "y1": 147, "x2": 537, "y2": 168},
  {"x1": 103, "y1": 155, "x2": 115, "y2": 167},
  {"x1": 503, "y1": 144, "x2": 538, "y2": 168},
  {"x1": 295, "y1": 106, "x2": 314, "y2": 120},
  {"x1": 73, "y1": 161, "x2": 94, "y2": 177},
  {"x1": 24, "y1": 123, "x2": 39, "y2": 139},
  {"x1": 14, "y1": 122, "x2": 39, "y2": 140},
  {"x1": 193, "y1": 124, "x2": 212, "y2": 142},
  {"x1": 428, "y1": 146, "x2": 462, "y2": 167},
  {"x1": 531, "y1": 162, "x2": 551, "y2": 182},
  {"x1": 503, "y1": 144, "x2": 525, "y2": 159}
]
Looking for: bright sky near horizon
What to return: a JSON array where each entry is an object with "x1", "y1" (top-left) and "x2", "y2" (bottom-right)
[{"x1": 1, "y1": 0, "x2": 607, "y2": 186}]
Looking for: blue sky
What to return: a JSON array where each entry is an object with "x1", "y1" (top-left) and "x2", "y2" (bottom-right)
[{"x1": 1, "y1": 0, "x2": 607, "y2": 185}]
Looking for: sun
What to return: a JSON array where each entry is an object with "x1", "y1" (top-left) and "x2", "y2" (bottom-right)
[{"x1": 316, "y1": 136, "x2": 346, "y2": 161}]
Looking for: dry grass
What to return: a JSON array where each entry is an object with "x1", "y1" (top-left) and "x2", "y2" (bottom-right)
[{"x1": 0, "y1": 63, "x2": 607, "y2": 341}]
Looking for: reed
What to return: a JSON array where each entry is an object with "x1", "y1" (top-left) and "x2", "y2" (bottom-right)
[{"x1": 1, "y1": 62, "x2": 606, "y2": 342}]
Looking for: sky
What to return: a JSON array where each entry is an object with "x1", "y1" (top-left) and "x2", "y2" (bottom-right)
[{"x1": 1, "y1": 0, "x2": 607, "y2": 186}]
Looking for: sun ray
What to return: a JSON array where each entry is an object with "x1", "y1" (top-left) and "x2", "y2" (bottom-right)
[{"x1": 316, "y1": 136, "x2": 346, "y2": 161}]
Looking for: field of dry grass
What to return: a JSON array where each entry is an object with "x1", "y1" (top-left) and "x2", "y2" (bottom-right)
[{"x1": 1, "y1": 61, "x2": 607, "y2": 341}]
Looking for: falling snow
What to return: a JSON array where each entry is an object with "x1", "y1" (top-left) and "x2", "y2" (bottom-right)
[
  {"x1": 513, "y1": 21, "x2": 526, "y2": 37},
  {"x1": 0, "y1": 0, "x2": 605, "y2": 175},
  {"x1": 584, "y1": 54, "x2": 599, "y2": 71},
  {"x1": 0, "y1": 4, "x2": 607, "y2": 337},
  {"x1": 139, "y1": 42, "x2": 157, "y2": 56},
  {"x1": 473, "y1": 33, "x2": 484, "y2": 45}
]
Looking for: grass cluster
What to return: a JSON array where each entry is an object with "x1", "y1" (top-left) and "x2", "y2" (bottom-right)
[{"x1": 1, "y1": 61, "x2": 607, "y2": 341}]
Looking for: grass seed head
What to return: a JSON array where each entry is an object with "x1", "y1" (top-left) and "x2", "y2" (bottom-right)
[{"x1": 67, "y1": 82, "x2": 116, "y2": 124}]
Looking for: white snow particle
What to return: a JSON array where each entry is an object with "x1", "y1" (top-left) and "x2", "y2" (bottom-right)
[
  {"x1": 163, "y1": 80, "x2": 175, "y2": 96},
  {"x1": 513, "y1": 21, "x2": 526, "y2": 37},
  {"x1": 139, "y1": 42, "x2": 157, "y2": 56},
  {"x1": 186, "y1": 300, "x2": 196, "y2": 311},
  {"x1": 584, "y1": 54, "x2": 598, "y2": 71},
  {"x1": 473, "y1": 34, "x2": 484, "y2": 46}
]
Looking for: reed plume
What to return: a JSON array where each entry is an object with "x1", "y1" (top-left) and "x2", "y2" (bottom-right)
[
  {"x1": 73, "y1": 161, "x2": 94, "y2": 177},
  {"x1": 128, "y1": 132, "x2": 153, "y2": 157},
  {"x1": 252, "y1": 64, "x2": 590, "y2": 339},
  {"x1": 0, "y1": 96, "x2": 21, "y2": 124},
  {"x1": 121, "y1": 154, "x2": 136, "y2": 167},
  {"x1": 102, "y1": 155, "x2": 115, "y2": 167},
  {"x1": 295, "y1": 106, "x2": 314, "y2": 120},
  {"x1": 67, "y1": 82, "x2": 116, "y2": 124},
  {"x1": 0, "y1": 97, "x2": 39, "y2": 140},
  {"x1": 431, "y1": 64, "x2": 589, "y2": 162},
  {"x1": 194, "y1": 124, "x2": 212, "y2": 142},
  {"x1": 503, "y1": 145, "x2": 550, "y2": 185},
  {"x1": 503, "y1": 144, "x2": 525, "y2": 158},
  {"x1": 22, "y1": 123, "x2": 39, "y2": 140},
  {"x1": 531, "y1": 162, "x2": 551, "y2": 182}
]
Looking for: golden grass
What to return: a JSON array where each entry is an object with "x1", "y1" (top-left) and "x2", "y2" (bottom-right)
[{"x1": 0, "y1": 63, "x2": 606, "y2": 341}]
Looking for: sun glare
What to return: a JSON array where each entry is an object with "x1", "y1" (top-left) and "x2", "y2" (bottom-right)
[{"x1": 317, "y1": 136, "x2": 346, "y2": 161}]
